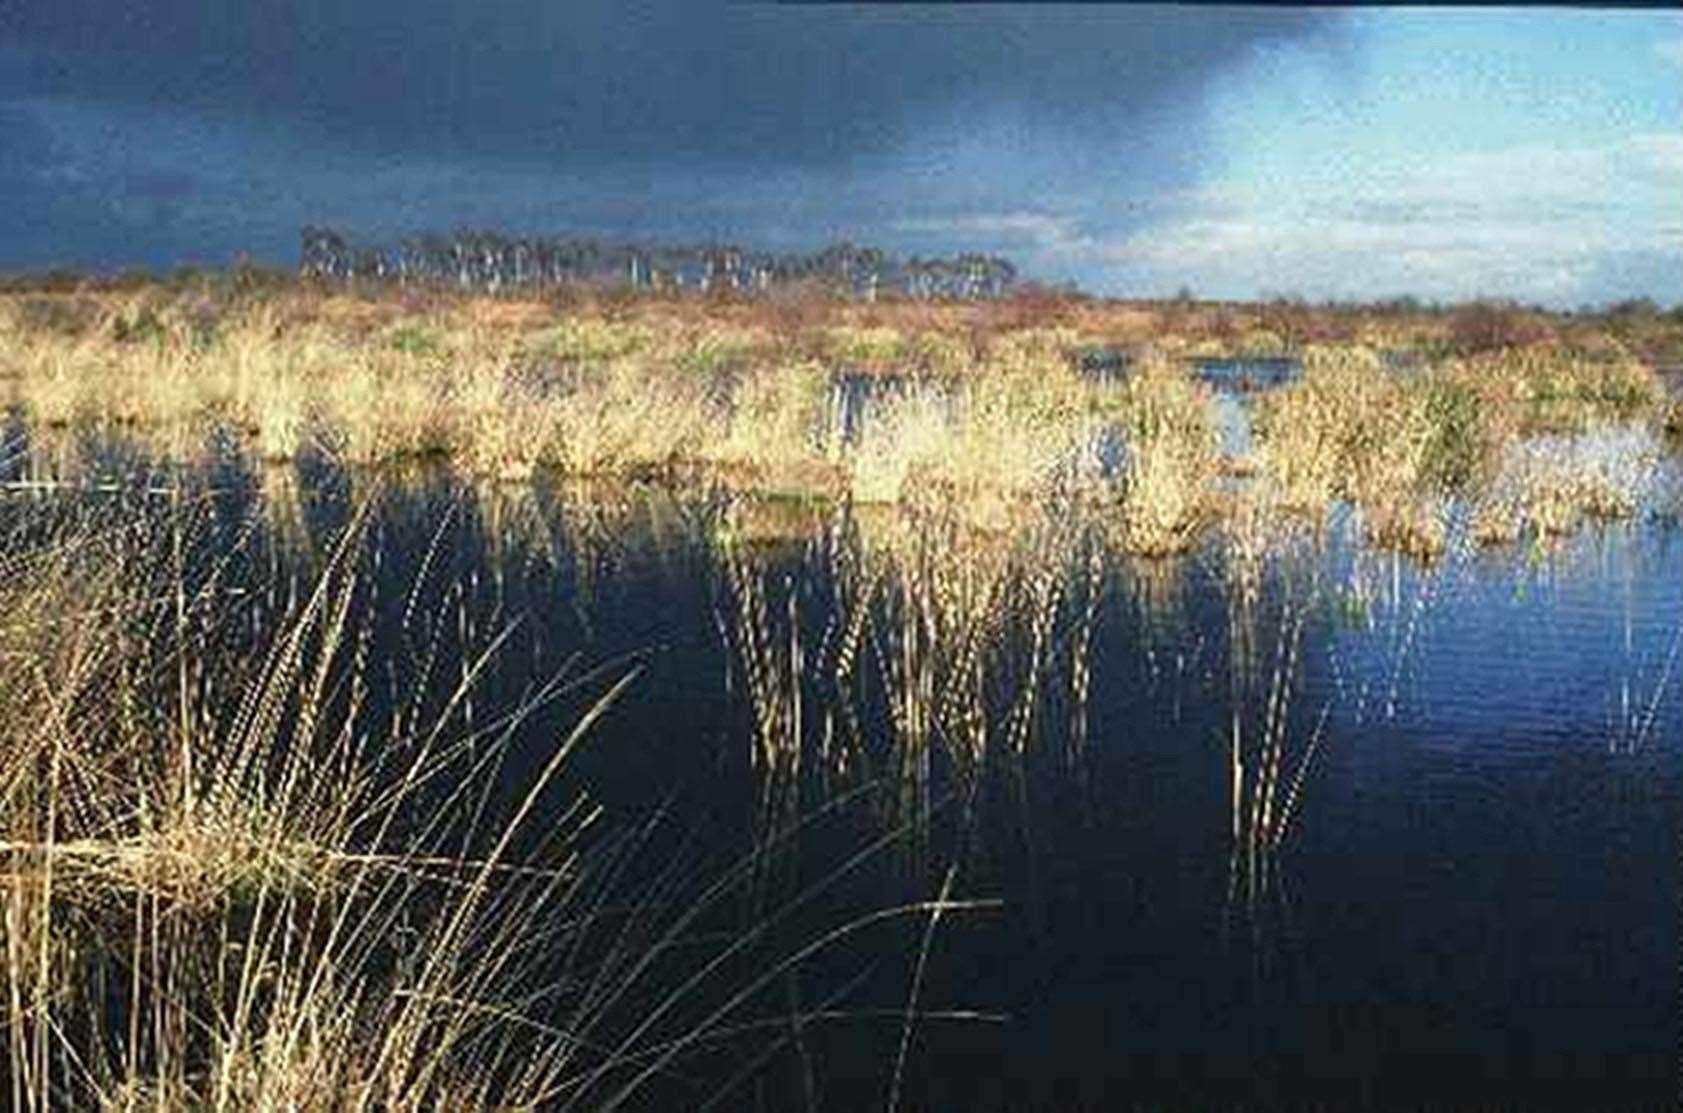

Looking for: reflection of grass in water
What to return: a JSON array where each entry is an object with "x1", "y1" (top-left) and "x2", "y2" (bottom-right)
[
  {"x1": 714, "y1": 498, "x2": 1111, "y2": 1090},
  {"x1": 1117, "y1": 549, "x2": 1190, "y2": 641},
  {"x1": 1225, "y1": 592, "x2": 1321, "y2": 905},
  {"x1": 701, "y1": 482, "x2": 1344, "y2": 979},
  {"x1": 716, "y1": 501, "x2": 1106, "y2": 846},
  {"x1": 1216, "y1": 529, "x2": 1343, "y2": 988},
  {"x1": 2, "y1": 487, "x2": 993, "y2": 1111},
  {"x1": 256, "y1": 460, "x2": 320, "y2": 565}
]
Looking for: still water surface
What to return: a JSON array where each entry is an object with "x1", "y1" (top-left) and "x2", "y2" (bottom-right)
[{"x1": 5, "y1": 425, "x2": 1680, "y2": 1112}]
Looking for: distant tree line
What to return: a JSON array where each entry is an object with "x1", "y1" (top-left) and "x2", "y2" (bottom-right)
[{"x1": 299, "y1": 228, "x2": 1019, "y2": 301}]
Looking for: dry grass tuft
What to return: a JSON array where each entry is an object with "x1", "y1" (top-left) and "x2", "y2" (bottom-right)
[
  {"x1": 1114, "y1": 355, "x2": 1218, "y2": 556},
  {"x1": 2, "y1": 282, "x2": 1676, "y2": 559},
  {"x1": 1493, "y1": 427, "x2": 1661, "y2": 538},
  {"x1": 1663, "y1": 398, "x2": 1683, "y2": 437},
  {"x1": 2, "y1": 492, "x2": 933, "y2": 1111}
]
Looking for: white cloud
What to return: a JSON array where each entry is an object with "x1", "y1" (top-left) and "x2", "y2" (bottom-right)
[
  {"x1": 888, "y1": 212, "x2": 1106, "y2": 261},
  {"x1": 1098, "y1": 133, "x2": 1683, "y2": 304}
]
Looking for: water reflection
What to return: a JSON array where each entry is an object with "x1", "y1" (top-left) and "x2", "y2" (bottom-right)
[
  {"x1": 1220, "y1": 494, "x2": 1325, "y2": 931},
  {"x1": 1193, "y1": 357, "x2": 1304, "y2": 473},
  {"x1": 1193, "y1": 356, "x2": 1304, "y2": 393},
  {"x1": 715, "y1": 499, "x2": 1109, "y2": 876},
  {"x1": 4, "y1": 426, "x2": 1680, "y2": 1110}
]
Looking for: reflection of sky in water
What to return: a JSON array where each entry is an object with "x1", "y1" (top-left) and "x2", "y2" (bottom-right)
[
  {"x1": 1320, "y1": 521, "x2": 1683, "y2": 748},
  {"x1": 1195, "y1": 357, "x2": 1302, "y2": 461},
  {"x1": 1285, "y1": 520, "x2": 1680, "y2": 1104},
  {"x1": 1210, "y1": 391, "x2": 1255, "y2": 458}
]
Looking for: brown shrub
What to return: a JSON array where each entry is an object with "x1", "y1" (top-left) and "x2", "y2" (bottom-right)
[{"x1": 1448, "y1": 301, "x2": 1555, "y2": 354}]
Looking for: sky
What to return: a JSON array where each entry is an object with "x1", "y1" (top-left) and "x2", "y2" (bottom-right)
[{"x1": 1, "y1": 4, "x2": 1678, "y2": 306}]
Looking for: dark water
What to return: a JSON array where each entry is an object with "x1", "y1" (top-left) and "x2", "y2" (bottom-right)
[
  {"x1": 1078, "y1": 347, "x2": 1130, "y2": 385},
  {"x1": 1196, "y1": 357, "x2": 1304, "y2": 460},
  {"x1": 5, "y1": 422, "x2": 1681, "y2": 1112},
  {"x1": 1194, "y1": 357, "x2": 1304, "y2": 394}
]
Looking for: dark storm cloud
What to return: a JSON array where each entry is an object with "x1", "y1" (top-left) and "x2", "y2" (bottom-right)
[
  {"x1": 1, "y1": 2, "x2": 1347, "y2": 274},
  {"x1": 7, "y1": 2, "x2": 1335, "y2": 167}
]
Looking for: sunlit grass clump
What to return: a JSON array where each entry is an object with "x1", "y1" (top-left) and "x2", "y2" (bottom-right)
[
  {"x1": 1, "y1": 494, "x2": 935, "y2": 1111},
  {"x1": 1253, "y1": 341, "x2": 1665, "y2": 556},
  {"x1": 845, "y1": 365, "x2": 1103, "y2": 526},
  {"x1": 1494, "y1": 426, "x2": 1661, "y2": 538},
  {"x1": 1113, "y1": 355, "x2": 1218, "y2": 556},
  {"x1": 1, "y1": 280, "x2": 1676, "y2": 559}
]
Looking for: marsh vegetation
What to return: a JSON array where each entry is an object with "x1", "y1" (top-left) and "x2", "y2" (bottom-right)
[
  {"x1": 2, "y1": 276, "x2": 1680, "y2": 1109},
  {"x1": 3, "y1": 279, "x2": 1677, "y2": 558}
]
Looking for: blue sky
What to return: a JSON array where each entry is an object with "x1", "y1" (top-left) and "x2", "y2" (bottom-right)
[
  {"x1": 1089, "y1": 11, "x2": 1683, "y2": 305},
  {"x1": 2, "y1": 6, "x2": 1678, "y2": 306}
]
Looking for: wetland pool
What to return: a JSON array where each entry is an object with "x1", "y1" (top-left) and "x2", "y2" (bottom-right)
[{"x1": 4, "y1": 429, "x2": 1680, "y2": 1112}]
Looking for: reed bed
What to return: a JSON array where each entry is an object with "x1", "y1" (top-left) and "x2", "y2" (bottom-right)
[
  {"x1": 1254, "y1": 343, "x2": 1666, "y2": 558},
  {"x1": 2, "y1": 282, "x2": 1677, "y2": 561},
  {"x1": 0, "y1": 485, "x2": 971, "y2": 1111}
]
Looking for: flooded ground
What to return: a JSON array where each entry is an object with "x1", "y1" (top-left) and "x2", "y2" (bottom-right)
[{"x1": 3, "y1": 417, "x2": 1680, "y2": 1111}]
